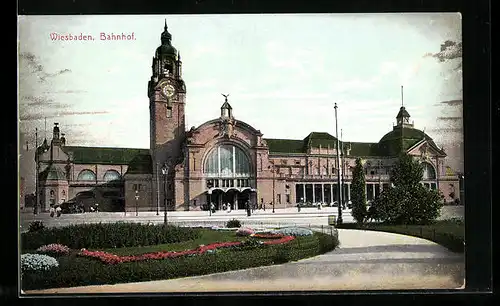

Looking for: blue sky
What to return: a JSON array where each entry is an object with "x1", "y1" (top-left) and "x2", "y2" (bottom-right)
[{"x1": 18, "y1": 13, "x2": 462, "y2": 149}]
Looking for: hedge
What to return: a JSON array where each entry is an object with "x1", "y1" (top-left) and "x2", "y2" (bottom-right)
[
  {"x1": 22, "y1": 232, "x2": 339, "y2": 290},
  {"x1": 21, "y1": 223, "x2": 201, "y2": 250}
]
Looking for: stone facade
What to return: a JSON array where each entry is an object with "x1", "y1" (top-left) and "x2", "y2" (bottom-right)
[{"x1": 33, "y1": 21, "x2": 461, "y2": 212}]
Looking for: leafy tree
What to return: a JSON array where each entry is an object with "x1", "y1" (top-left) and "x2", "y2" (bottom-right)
[
  {"x1": 351, "y1": 158, "x2": 367, "y2": 224},
  {"x1": 371, "y1": 154, "x2": 444, "y2": 225}
]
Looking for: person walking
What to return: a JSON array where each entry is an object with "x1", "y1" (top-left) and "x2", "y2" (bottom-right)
[
  {"x1": 56, "y1": 205, "x2": 62, "y2": 217},
  {"x1": 49, "y1": 205, "x2": 55, "y2": 218}
]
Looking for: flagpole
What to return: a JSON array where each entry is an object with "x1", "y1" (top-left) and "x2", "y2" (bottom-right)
[
  {"x1": 334, "y1": 103, "x2": 343, "y2": 224},
  {"x1": 34, "y1": 128, "x2": 38, "y2": 215}
]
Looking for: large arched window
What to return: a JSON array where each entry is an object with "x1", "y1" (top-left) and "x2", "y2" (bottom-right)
[
  {"x1": 77, "y1": 169, "x2": 97, "y2": 181},
  {"x1": 422, "y1": 162, "x2": 436, "y2": 180},
  {"x1": 103, "y1": 169, "x2": 121, "y2": 181},
  {"x1": 204, "y1": 144, "x2": 251, "y2": 178}
]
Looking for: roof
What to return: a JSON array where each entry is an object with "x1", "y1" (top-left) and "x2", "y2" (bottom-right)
[
  {"x1": 39, "y1": 164, "x2": 66, "y2": 181},
  {"x1": 303, "y1": 132, "x2": 339, "y2": 149},
  {"x1": 346, "y1": 142, "x2": 379, "y2": 156},
  {"x1": 377, "y1": 126, "x2": 444, "y2": 156},
  {"x1": 125, "y1": 153, "x2": 153, "y2": 174},
  {"x1": 62, "y1": 146, "x2": 149, "y2": 165},
  {"x1": 264, "y1": 139, "x2": 305, "y2": 154}
]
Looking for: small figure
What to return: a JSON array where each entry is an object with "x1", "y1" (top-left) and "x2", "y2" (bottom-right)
[
  {"x1": 227, "y1": 203, "x2": 231, "y2": 213},
  {"x1": 56, "y1": 205, "x2": 62, "y2": 217},
  {"x1": 49, "y1": 205, "x2": 55, "y2": 218},
  {"x1": 95, "y1": 203, "x2": 99, "y2": 213}
]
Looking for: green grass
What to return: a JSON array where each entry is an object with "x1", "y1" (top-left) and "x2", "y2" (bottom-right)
[
  {"x1": 337, "y1": 219, "x2": 464, "y2": 253},
  {"x1": 98, "y1": 229, "x2": 248, "y2": 255},
  {"x1": 22, "y1": 230, "x2": 339, "y2": 291}
]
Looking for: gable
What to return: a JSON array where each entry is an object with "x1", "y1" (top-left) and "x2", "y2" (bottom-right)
[{"x1": 407, "y1": 139, "x2": 446, "y2": 157}]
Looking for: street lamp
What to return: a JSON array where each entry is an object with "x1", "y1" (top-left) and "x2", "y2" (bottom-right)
[
  {"x1": 135, "y1": 189, "x2": 139, "y2": 217},
  {"x1": 268, "y1": 163, "x2": 276, "y2": 213},
  {"x1": 161, "y1": 163, "x2": 169, "y2": 225},
  {"x1": 34, "y1": 127, "x2": 39, "y2": 215},
  {"x1": 207, "y1": 180, "x2": 213, "y2": 216},
  {"x1": 334, "y1": 103, "x2": 343, "y2": 225},
  {"x1": 156, "y1": 163, "x2": 160, "y2": 216}
]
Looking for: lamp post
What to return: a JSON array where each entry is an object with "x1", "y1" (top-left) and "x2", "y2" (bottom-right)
[
  {"x1": 135, "y1": 189, "x2": 139, "y2": 217},
  {"x1": 34, "y1": 128, "x2": 39, "y2": 215},
  {"x1": 207, "y1": 181, "x2": 213, "y2": 216},
  {"x1": 161, "y1": 163, "x2": 169, "y2": 225},
  {"x1": 334, "y1": 103, "x2": 343, "y2": 225}
]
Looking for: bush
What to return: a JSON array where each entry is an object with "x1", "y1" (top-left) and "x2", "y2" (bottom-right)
[
  {"x1": 236, "y1": 227, "x2": 254, "y2": 236},
  {"x1": 28, "y1": 221, "x2": 45, "y2": 233},
  {"x1": 351, "y1": 158, "x2": 367, "y2": 224},
  {"x1": 21, "y1": 223, "x2": 201, "y2": 251},
  {"x1": 36, "y1": 244, "x2": 70, "y2": 257},
  {"x1": 21, "y1": 254, "x2": 59, "y2": 273},
  {"x1": 272, "y1": 246, "x2": 291, "y2": 264},
  {"x1": 226, "y1": 219, "x2": 241, "y2": 228}
]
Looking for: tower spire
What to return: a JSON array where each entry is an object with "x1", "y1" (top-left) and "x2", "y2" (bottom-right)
[
  {"x1": 401, "y1": 85, "x2": 404, "y2": 107},
  {"x1": 164, "y1": 18, "x2": 167, "y2": 30}
]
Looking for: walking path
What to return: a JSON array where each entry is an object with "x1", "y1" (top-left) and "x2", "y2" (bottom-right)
[{"x1": 24, "y1": 229, "x2": 465, "y2": 294}]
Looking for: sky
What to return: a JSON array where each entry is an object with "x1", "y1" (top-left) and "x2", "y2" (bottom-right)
[{"x1": 18, "y1": 13, "x2": 463, "y2": 192}]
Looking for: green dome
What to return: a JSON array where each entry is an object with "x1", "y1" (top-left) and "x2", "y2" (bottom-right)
[
  {"x1": 156, "y1": 44, "x2": 177, "y2": 57},
  {"x1": 39, "y1": 164, "x2": 67, "y2": 181},
  {"x1": 377, "y1": 126, "x2": 431, "y2": 156}
]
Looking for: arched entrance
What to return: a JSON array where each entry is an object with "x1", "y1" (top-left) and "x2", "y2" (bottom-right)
[{"x1": 206, "y1": 187, "x2": 256, "y2": 210}]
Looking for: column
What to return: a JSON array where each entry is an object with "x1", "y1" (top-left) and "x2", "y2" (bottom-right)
[
  {"x1": 321, "y1": 183, "x2": 325, "y2": 203},
  {"x1": 347, "y1": 183, "x2": 351, "y2": 200},
  {"x1": 302, "y1": 184, "x2": 306, "y2": 202},
  {"x1": 312, "y1": 184, "x2": 315, "y2": 203},
  {"x1": 330, "y1": 184, "x2": 334, "y2": 204},
  {"x1": 372, "y1": 184, "x2": 376, "y2": 199}
]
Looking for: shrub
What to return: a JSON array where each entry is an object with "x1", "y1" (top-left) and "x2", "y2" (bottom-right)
[
  {"x1": 21, "y1": 254, "x2": 59, "y2": 273},
  {"x1": 236, "y1": 227, "x2": 254, "y2": 236},
  {"x1": 271, "y1": 227, "x2": 313, "y2": 236},
  {"x1": 226, "y1": 219, "x2": 241, "y2": 228},
  {"x1": 272, "y1": 246, "x2": 291, "y2": 264},
  {"x1": 351, "y1": 158, "x2": 367, "y2": 224},
  {"x1": 28, "y1": 221, "x2": 45, "y2": 233},
  {"x1": 36, "y1": 244, "x2": 70, "y2": 257},
  {"x1": 21, "y1": 223, "x2": 201, "y2": 250}
]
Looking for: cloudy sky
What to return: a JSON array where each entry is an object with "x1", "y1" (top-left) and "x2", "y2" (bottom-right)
[{"x1": 18, "y1": 14, "x2": 462, "y2": 160}]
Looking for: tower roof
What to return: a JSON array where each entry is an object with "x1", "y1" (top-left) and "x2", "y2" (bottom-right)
[
  {"x1": 221, "y1": 101, "x2": 232, "y2": 109},
  {"x1": 396, "y1": 106, "x2": 411, "y2": 119},
  {"x1": 157, "y1": 19, "x2": 177, "y2": 56},
  {"x1": 39, "y1": 164, "x2": 66, "y2": 181}
]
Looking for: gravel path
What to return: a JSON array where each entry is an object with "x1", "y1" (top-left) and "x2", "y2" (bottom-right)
[{"x1": 24, "y1": 229, "x2": 465, "y2": 294}]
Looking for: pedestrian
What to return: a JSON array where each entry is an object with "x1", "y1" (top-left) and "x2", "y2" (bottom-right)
[
  {"x1": 210, "y1": 202, "x2": 215, "y2": 214},
  {"x1": 56, "y1": 205, "x2": 62, "y2": 217},
  {"x1": 49, "y1": 205, "x2": 55, "y2": 218},
  {"x1": 227, "y1": 203, "x2": 231, "y2": 213},
  {"x1": 297, "y1": 203, "x2": 301, "y2": 212},
  {"x1": 263, "y1": 203, "x2": 266, "y2": 211},
  {"x1": 222, "y1": 203, "x2": 227, "y2": 211},
  {"x1": 95, "y1": 203, "x2": 99, "y2": 213}
]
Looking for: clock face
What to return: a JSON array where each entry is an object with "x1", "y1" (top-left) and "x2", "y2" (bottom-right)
[{"x1": 162, "y1": 84, "x2": 175, "y2": 97}]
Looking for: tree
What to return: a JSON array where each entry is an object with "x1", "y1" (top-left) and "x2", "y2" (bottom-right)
[
  {"x1": 351, "y1": 158, "x2": 367, "y2": 224},
  {"x1": 371, "y1": 154, "x2": 444, "y2": 225}
]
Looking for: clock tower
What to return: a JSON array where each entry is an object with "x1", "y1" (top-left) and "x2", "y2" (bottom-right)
[
  {"x1": 148, "y1": 20, "x2": 186, "y2": 163},
  {"x1": 148, "y1": 20, "x2": 186, "y2": 206}
]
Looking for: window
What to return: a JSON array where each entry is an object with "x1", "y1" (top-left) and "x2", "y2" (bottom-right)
[
  {"x1": 277, "y1": 194, "x2": 281, "y2": 204},
  {"x1": 77, "y1": 169, "x2": 97, "y2": 181},
  {"x1": 422, "y1": 162, "x2": 436, "y2": 179},
  {"x1": 103, "y1": 170, "x2": 121, "y2": 181},
  {"x1": 203, "y1": 145, "x2": 251, "y2": 177},
  {"x1": 286, "y1": 194, "x2": 290, "y2": 203},
  {"x1": 133, "y1": 184, "x2": 138, "y2": 191},
  {"x1": 295, "y1": 161, "x2": 301, "y2": 165},
  {"x1": 50, "y1": 190, "x2": 55, "y2": 197},
  {"x1": 166, "y1": 107, "x2": 172, "y2": 118},
  {"x1": 431, "y1": 183, "x2": 437, "y2": 190}
]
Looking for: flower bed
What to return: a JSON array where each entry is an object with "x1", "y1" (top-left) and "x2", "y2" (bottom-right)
[
  {"x1": 79, "y1": 236, "x2": 295, "y2": 264},
  {"x1": 271, "y1": 227, "x2": 314, "y2": 236},
  {"x1": 251, "y1": 233, "x2": 284, "y2": 239},
  {"x1": 21, "y1": 254, "x2": 59, "y2": 272},
  {"x1": 36, "y1": 244, "x2": 70, "y2": 256},
  {"x1": 236, "y1": 227, "x2": 254, "y2": 236}
]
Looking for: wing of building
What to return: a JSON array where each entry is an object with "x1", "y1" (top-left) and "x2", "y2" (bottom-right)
[{"x1": 34, "y1": 21, "x2": 461, "y2": 212}]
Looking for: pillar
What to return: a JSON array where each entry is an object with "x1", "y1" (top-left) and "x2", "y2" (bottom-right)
[
  {"x1": 321, "y1": 183, "x2": 325, "y2": 203},
  {"x1": 312, "y1": 184, "x2": 315, "y2": 203},
  {"x1": 347, "y1": 183, "x2": 351, "y2": 200},
  {"x1": 302, "y1": 184, "x2": 306, "y2": 202},
  {"x1": 330, "y1": 183, "x2": 334, "y2": 204}
]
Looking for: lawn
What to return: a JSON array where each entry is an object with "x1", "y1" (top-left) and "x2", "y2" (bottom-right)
[{"x1": 337, "y1": 219, "x2": 464, "y2": 253}]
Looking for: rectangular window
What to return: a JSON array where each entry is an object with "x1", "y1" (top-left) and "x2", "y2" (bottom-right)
[
  {"x1": 166, "y1": 107, "x2": 172, "y2": 118},
  {"x1": 277, "y1": 194, "x2": 281, "y2": 204},
  {"x1": 286, "y1": 194, "x2": 290, "y2": 203},
  {"x1": 431, "y1": 183, "x2": 437, "y2": 190},
  {"x1": 424, "y1": 183, "x2": 430, "y2": 189},
  {"x1": 133, "y1": 184, "x2": 137, "y2": 191}
]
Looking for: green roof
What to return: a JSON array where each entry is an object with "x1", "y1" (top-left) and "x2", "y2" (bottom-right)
[
  {"x1": 62, "y1": 146, "x2": 149, "y2": 165},
  {"x1": 377, "y1": 126, "x2": 444, "y2": 156},
  {"x1": 39, "y1": 164, "x2": 66, "y2": 181},
  {"x1": 264, "y1": 139, "x2": 305, "y2": 154},
  {"x1": 346, "y1": 142, "x2": 379, "y2": 156},
  {"x1": 126, "y1": 153, "x2": 153, "y2": 174},
  {"x1": 303, "y1": 132, "x2": 339, "y2": 149}
]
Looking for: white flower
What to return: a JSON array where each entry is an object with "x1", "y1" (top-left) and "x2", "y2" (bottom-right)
[{"x1": 21, "y1": 254, "x2": 59, "y2": 272}]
